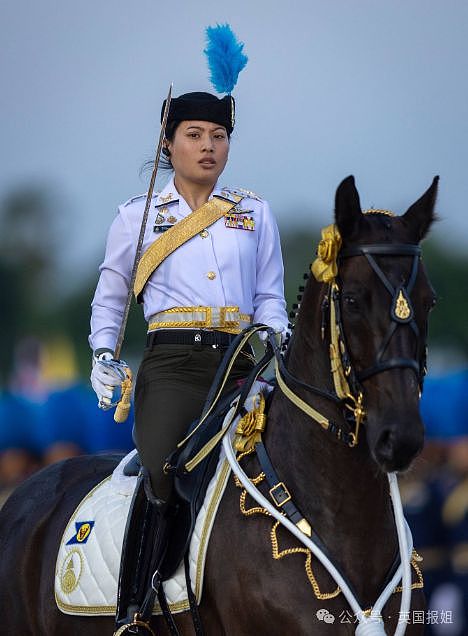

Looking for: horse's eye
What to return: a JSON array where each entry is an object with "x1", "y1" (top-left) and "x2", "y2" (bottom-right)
[{"x1": 343, "y1": 295, "x2": 359, "y2": 311}]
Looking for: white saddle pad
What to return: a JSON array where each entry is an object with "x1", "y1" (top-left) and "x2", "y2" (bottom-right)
[{"x1": 55, "y1": 382, "x2": 268, "y2": 616}]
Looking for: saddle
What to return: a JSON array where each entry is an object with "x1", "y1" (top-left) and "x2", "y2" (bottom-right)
[
  {"x1": 122, "y1": 386, "x2": 239, "y2": 580},
  {"x1": 123, "y1": 326, "x2": 275, "y2": 584},
  {"x1": 116, "y1": 327, "x2": 275, "y2": 634}
]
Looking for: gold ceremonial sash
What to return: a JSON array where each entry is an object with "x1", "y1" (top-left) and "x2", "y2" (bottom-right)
[{"x1": 134, "y1": 195, "x2": 241, "y2": 301}]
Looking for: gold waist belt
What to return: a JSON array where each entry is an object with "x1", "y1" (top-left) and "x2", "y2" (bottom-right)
[{"x1": 148, "y1": 306, "x2": 252, "y2": 335}]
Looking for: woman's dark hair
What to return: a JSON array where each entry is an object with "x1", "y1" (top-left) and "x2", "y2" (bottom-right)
[
  {"x1": 164, "y1": 120, "x2": 182, "y2": 143},
  {"x1": 140, "y1": 119, "x2": 231, "y2": 176},
  {"x1": 140, "y1": 120, "x2": 180, "y2": 176},
  {"x1": 159, "y1": 120, "x2": 181, "y2": 166}
]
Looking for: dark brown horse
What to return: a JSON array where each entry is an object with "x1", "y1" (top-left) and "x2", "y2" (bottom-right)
[{"x1": 0, "y1": 175, "x2": 437, "y2": 635}]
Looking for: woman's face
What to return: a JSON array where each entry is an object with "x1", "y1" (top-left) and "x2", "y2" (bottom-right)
[{"x1": 167, "y1": 120, "x2": 229, "y2": 186}]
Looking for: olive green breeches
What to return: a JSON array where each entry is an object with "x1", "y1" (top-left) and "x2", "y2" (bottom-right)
[{"x1": 133, "y1": 343, "x2": 254, "y2": 501}]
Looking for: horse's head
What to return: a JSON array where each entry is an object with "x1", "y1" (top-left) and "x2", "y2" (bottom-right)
[{"x1": 332, "y1": 175, "x2": 438, "y2": 472}]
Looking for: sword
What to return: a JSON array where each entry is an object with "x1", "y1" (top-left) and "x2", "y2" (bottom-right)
[{"x1": 112, "y1": 83, "x2": 173, "y2": 422}]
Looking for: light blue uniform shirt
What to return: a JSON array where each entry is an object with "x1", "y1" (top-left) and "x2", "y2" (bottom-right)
[{"x1": 89, "y1": 177, "x2": 288, "y2": 352}]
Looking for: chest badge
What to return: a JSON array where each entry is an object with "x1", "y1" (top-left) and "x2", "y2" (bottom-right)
[
  {"x1": 153, "y1": 212, "x2": 165, "y2": 232},
  {"x1": 225, "y1": 213, "x2": 255, "y2": 231}
]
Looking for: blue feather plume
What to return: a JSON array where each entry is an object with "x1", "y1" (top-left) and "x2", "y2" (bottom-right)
[{"x1": 204, "y1": 24, "x2": 248, "y2": 94}]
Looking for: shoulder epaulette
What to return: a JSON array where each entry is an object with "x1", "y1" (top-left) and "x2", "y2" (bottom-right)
[
  {"x1": 123, "y1": 192, "x2": 159, "y2": 207},
  {"x1": 221, "y1": 186, "x2": 263, "y2": 202}
]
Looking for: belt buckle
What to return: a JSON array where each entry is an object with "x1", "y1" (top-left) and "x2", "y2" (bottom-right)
[
  {"x1": 194, "y1": 331, "x2": 203, "y2": 350},
  {"x1": 269, "y1": 482, "x2": 292, "y2": 507}
]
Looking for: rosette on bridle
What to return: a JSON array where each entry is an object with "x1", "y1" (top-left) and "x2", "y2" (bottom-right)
[{"x1": 311, "y1": 224, "x2": 342, "y2": 283}]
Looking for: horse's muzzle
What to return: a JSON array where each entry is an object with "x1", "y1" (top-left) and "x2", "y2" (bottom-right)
[{"x1": 370, "y1": 419, "x2": 424, "y2": 473}]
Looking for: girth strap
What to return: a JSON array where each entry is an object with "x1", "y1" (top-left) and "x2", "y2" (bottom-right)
[
  {"x1": 156, "y1": 586, "x2": 180, "y2": 636},
  {"x1": 184, "y1": 553, "x2": 205, "y2": 636}
]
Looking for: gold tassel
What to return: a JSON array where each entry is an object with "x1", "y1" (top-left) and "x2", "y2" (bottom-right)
[
  {"x1": 234, "y1": 393, "x2": 267, "y2": 452},
  {"x1": 114, "y1": 367, "x2": 133, "y2": 423}
]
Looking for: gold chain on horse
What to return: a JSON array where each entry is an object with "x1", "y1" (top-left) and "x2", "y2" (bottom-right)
[
  {"x1": 235, "y1": 446, "x2": 424, "y2": 602},
  {"x1": 234, "y1": 448, "x2": 341, "y2": 600}
]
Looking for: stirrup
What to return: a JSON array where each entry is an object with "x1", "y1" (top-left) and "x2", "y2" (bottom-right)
[{"x1": 113, "y1": 612, "x2": 156, "y2": 636}]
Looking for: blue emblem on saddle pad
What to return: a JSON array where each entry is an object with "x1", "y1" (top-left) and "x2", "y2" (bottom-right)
[{"x1": 66, "y1": 521, "x2": 95, "y2": 545}]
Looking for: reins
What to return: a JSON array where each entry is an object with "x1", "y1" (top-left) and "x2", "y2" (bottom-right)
[
  {"x1": 178, "y1": 228, "x2": 428, "y2": 460},
  {"x1": 219, "y1": 220, "x2": 429, "y2": 636},
  {"x1": 222, "y1": 433, "x2": 415, "y2": 636},
  {"x1": 273, "y1": 335, "x2": 363, "y2": 447},
  {"x1": 165, "y1": 227, "x2": 425, "y2": 632},
  {"x1": 271, "y1": 282, "x2": 367, "y2": 447}
]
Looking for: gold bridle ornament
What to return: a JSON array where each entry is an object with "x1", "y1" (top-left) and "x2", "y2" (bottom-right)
[{"x1": 310, "y1": 223, "x2": 366, "y2": 446}]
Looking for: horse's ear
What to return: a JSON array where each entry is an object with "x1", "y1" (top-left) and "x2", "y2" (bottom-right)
[
  {"x1": 402, "y1": 176, "x2": 439, "y2": 242},
  {"x1": 334, "y1": 175, "x2": 363, "y2": 238}
]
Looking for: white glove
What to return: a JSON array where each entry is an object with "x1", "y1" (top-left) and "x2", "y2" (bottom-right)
[
  {"x1": 91, "y1": 349, "x2": 130, "y2": 410},
  {"x1": 258, "y1": 326, "x2": 287, "y2": 346}
]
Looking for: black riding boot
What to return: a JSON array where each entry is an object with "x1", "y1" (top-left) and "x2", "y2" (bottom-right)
[{"x1": 114, "y1": 468, "x2": 175, "y2": 636}]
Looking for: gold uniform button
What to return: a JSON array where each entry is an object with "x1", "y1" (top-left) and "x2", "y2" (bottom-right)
[
  {"x1": 200, "y1": 230, "x2": 209, "y2": 238},
  {"x1": 207, "y1": 271, "x2": 216, "y2": 280}
]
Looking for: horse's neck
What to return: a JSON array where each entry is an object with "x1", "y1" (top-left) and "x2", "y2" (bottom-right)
[
  {"x1": 264, "y1": 281, "x2": 398, "y2": 601},
  {"x1": 266, "y1": 390, "x2": 395, "y2": 544}
]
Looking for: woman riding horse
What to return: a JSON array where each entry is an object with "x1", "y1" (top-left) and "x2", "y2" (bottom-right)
[
  {"x1": 0, "y1": 174, "x2": 438, "y2": 635},
  {"x1": 89, "y1": 34, "x2": 288, "y2": 632}
]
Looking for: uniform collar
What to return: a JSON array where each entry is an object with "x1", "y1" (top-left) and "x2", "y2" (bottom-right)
[
  {"x1": 155, "y1": 177, "x2": 179, "y2": 207},
  {"x1": 212, "y1": 185, "x2": 243, "y2": 204},
  {"x1": 155, "y1": 178, "x2": 241, "y2": 209}
]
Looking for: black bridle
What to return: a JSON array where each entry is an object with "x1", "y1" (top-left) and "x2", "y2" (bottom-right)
[
  {"x1": 277, "y1": 241, "x2": 428, "y2": 446},
  {"x1": 337, "y1": 243, "x2": 426, "y2": 391}
]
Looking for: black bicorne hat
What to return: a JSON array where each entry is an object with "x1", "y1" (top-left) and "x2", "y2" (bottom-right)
[{"x1": 161, "y1": 92, "x2": 235, "y2": 135}]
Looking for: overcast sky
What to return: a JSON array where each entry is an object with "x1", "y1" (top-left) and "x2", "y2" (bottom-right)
[{"x1": 1, "y1": 0, "x2": 467, "y2": 283}]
